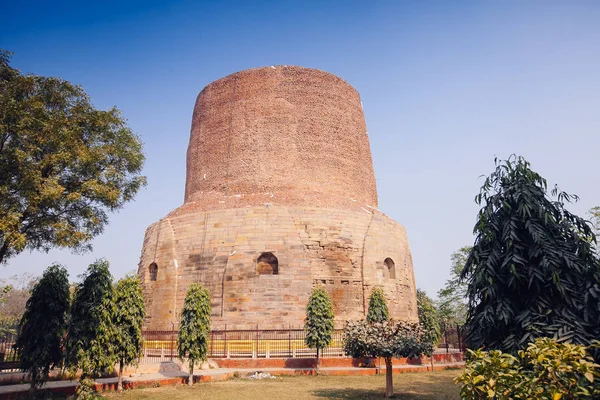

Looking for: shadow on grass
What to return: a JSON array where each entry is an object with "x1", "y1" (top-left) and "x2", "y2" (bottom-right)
[
  {"x1": 312, "y1": 388, "x2": 456, "y2": 400},
  {"x1": 311, "y1": 371, "x2": 461, "y2": 400}
]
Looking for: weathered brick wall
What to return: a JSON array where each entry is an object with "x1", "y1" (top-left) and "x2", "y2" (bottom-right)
[
  {"x1": 138, "y1": 205, "x2": 417, "y2": 330},
  {"x1": 182, "y1": 66, "x2": 378, "y2": 214},
  {"x1": 138, "y1": 66, "x2": 418, "y2": 330}
]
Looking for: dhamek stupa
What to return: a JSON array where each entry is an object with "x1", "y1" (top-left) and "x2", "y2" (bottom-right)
[{"x1": 138, "y1": 66, "x2": 417, "y2": 330}]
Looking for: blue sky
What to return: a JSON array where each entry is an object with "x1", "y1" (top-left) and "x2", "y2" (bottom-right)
[{"x1": 2, "y1": 1, "x2": 599, "y2": 298}]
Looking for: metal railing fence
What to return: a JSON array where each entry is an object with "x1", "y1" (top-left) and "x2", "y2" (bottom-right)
[
  {"x1": 141, "y1": 327, "x2": 346, "y2": 363},
  {"x1": 439, "y1": 323, "x2": 466, "y2": 353},
  {"x1": 0, "y1": 325, "x2": 466, "y2": 370}
]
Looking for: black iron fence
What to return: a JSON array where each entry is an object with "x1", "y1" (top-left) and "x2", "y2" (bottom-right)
[
  {"x1": 439, "y1": 324, "x2": 466, "y2": 353},
  {"x1": 0, "y1": 328, "x2": 19, "y2": 370}
]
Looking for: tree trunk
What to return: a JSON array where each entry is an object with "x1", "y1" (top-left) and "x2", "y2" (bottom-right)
[
  {"x1": 316, "y1": 347, "x2": 320, "y2": 370},
  {"x1": 117, "y1": 359, "x2": 124, "y2": 391},
  {"x1": 0, "y1": 242, "x2": 9, "y2": 265},
  {"x1": 385, "y1": 357, "x2": 394, "y2": 398},
  {"x1": 188, "y1": 361, "x2": 194, "y2": 386}
]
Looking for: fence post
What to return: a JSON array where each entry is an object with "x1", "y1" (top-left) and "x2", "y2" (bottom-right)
[
  {"x1": 170, "y1": 322, "x2": 175, "y2": 361},
  {"x1": 225, "y1": 324, "x2": 229, "y2": 359},
  {"x1": 288, "y1": 324, "x2": 291, "y2": 358},
  {"x1": 254, "y1": 324, "x2": 258, "y2": 359},
  {"x1": 210, "y1": 330, "x2": 214, "y2": 358},
  {"x1": 444, "y1": 325, "x2": 449, "y2": 354}
]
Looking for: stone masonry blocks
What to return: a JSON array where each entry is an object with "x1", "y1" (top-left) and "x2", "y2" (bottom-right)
[{"x1": 139, "y1": 206, "x2": 417, "y2": 330}]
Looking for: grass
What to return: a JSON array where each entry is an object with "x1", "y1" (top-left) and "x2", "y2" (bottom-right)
[{"x1": 102, "y1": 370, "x2": 462, "y2": 399}]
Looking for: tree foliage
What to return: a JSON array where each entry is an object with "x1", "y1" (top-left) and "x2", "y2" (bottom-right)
[
  {"x1": 0, "y1": 50, "x2": 146, "y2": 264},
  {"x1": 0, "y1": 285, "x2": 16, "y2": 339},
  {"x1": 456, "y1": 338, "x2": 600, "y2": 399},
  {"x1": 437, "y1": 246, "x2": 470, "y2": 327},
  {"x1": 590, "y1": 206, "x2": 600, "y2": 238},
  {"x1": 366, "y1": 287, "x2": 389, "y2": 323},
  {"x1": 178, "y1": 283, "x2": 211, "y2": 386},
  {"x1": 15, "y1": 264, "x2": 70, "y2": 389},
  {"x1": 343, "y1": 320, "x2": 434, "y2": 397},
  {"x1": 416, "y1": 289, "x2": 441, "y2": 345},
  {"x1": 113, "y1": 274, "x2": 145, "y2": 391},
  {"x1": 304, "y1": 285, "x2": 335, "y2": 364},
  {"x1": 0, "y1": 273, "x2": 37, "y2": 328},
  {"x1": 66, "y1": 260, "x2": 117, "y2": 381},
  {"x1": 462, "y1": 156, "x2": 600, "y2": 354}
]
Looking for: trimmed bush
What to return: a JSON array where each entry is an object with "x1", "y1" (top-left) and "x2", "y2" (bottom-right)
[
  {"x1": 304, "y1": 285, "x2": 335, "y2": 367},
  {"x1": 366, "y1": 287, "x2": 389, "y2": 323},
  {"x1": 456, "y1": 338, "x2": 600, "y2": 399},
  {"x1": 344, "y1": 320, "x2": 434, "y2": 398}
]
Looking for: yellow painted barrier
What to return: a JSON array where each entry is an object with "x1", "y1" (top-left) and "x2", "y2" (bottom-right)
[{"x1": 142, "y1": 338, "x2": 345, "y2": 356}]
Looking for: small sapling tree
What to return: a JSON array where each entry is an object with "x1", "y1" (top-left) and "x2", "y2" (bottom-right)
[
  {"x1": 113, "y1": 275, "x2": 146, "y2": 391},
  {"x1": 417, "y1": 289, "x2": 441, "y2": 346},
  {"x1": 304, "y1": 285, "x2": 335, "y2": 367},
  {"x1": 66, "y1": 259, "x2": 117, "y2": 397},
  {"x1": 437, "y1": 246, "x2": 471, "y2": 327},
  {"x1": 367, "y1": 287, "x2": 389, "y2": 323},
  {"x1": 344, "y1": 320, "x2": 434, "y2": 398},
  {"x1": 178, "y1": 283, "x2": 211, "y2": 386},
  {"x1": 15, "y1": 264, "x2": 70, "y2": 390}
]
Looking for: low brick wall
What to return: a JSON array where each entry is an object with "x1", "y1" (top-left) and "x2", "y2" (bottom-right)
[{"x1": 213, "y1": 353, "x2": 464, "y2": 369}]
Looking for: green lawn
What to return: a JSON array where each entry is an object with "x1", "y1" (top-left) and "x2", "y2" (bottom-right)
[{"x1": 102, "y1": 369, "x2": 462, "y2": 399}]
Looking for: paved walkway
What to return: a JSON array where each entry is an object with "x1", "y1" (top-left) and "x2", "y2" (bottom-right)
[{"x1": 0, "y1": 362, "x2": 465, "y2": 398}]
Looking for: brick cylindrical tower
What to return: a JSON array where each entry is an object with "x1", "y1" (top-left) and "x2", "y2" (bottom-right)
[
  {"x1": 180, "y1": 66, "x2": 377, "y2": 214},
  {"x1": 138, "y1": 66, "x2": 417, "y2": 330}
]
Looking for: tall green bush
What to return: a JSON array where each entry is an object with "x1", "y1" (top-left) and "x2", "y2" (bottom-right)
[
  {"x1": 462, "y1": 156, "x2": 600, "y2": 353},
  {"x1": 366, "y1": 287, "x2": 389, "y2": 323},
  {"x1": 15, "y1": 264, "x2": 70, "y2": 390},
  {"x1": 113, "y1": 275, "x2": 146, "y2": 391},
  {"x1": 416, "y1": 289, "x2": 441, "y2": 345},
  {"x1": 66, "y1": 259, "x2": 117, "y2": 397},
  {"x1": 304, "y1": 285, "x2": 335, "y2": 367},
  {"x1": 178, "y1": 283, "x2": 211, "y2": 386}
]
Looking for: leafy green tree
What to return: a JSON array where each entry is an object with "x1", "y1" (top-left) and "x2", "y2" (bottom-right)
[
  {"x1": 0, "y1": 50, "x2": 146, "y2": 264},
  {"x1": 178, "y1": 283, "x2": 211, "y2": 386},
  {"x1": 416, "y1": 289, "x2": 441, "y2": 345},
  {"x1": 113, "y1": 275, "x2": 146, "y2": 391},
  {"x1": 0, "y1": 285, "x2": 15, "y2": 339},
  {"x1": 304, "y1": 285, "x2": 335, "y2": 367},
  {"x1": 343, "y1": 320, "x2": 434, "y2": 398},
  {"x1": 0, "y1": 273, "x2": 37, "y2": 328},
  {"x1": 15, "y1": 265, "x2": 70, "y2": 390},
  {"x1": 462, "y1": 156, "x2": 600, "y2": 354},
  {"x1": 436, "y1": 246, "x2": 471, "y2": 328},
  {"x1": 590, "y1": 206, "x2": 600, "y2": 237},
  {"x1": 366, "y1": 287, "x2": 389, "y2": 323},
  {"x1": 66, "y1": 259, "x2": 117, "y2": 396}
]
